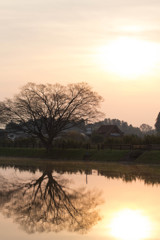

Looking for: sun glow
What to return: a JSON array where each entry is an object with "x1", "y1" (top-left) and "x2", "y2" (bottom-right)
[
  {"x1": 97, "y1": 37, "x2": 159, "y2": 78},
  {"x1": 109, "y1": 209, "x2": 152, "y2": 240}
]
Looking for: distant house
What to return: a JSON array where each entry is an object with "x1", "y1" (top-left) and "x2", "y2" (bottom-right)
[
  {"x1": 97, "y1": 125, "x2": 123, "y2": 137},
  {"x1": 86, "y1": 127, "x2": 92, "y2": 136}
]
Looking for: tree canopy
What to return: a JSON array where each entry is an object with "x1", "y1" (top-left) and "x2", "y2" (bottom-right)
[
  {"x1": 0, "y1": 82, "x2": 103, "y2": 150},
  {"x1": 140, "y1": 123, "x2": 153, "y2": 134},
  {"x1": 155, "y1": 112, "x2": 160, "y2": 134}
]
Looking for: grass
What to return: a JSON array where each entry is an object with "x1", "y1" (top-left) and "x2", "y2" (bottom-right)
[
  {"x1": 0, "y1": 147, "x2": 46, "y2": 158},
  {"x1": 135, "y1": 151, "x2": 160, "y2": 164},
  {"x1": 0, "y1": 147, "x2": 160, "y2": 165},
  {"x1": 0, "y1": 147, "x2": 129, "y2": 162}
]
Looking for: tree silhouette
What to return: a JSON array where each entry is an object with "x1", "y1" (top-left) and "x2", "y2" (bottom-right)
[
  {"x1": 0, "y1": 82, "x2": 103, "y2": 150},
  {"x1": 140, "y1": 123, "x2": 153, "y2": 134},
  {"x1": 155, "y1": 112, "x2": 160, "y2": 134},
  {"x1": 0, "y1": 169, "x2": 102, "y2": 234}
]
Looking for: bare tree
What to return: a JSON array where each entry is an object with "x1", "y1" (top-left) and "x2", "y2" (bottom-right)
[
  {"x1": 0, "y1": 102, "x2": 9, "y2": 123},
  {"x1": 0, "y1": 170, "x2": 102, "y2": 234},
  {"x1": 0, "y1": 82, "x2": 103, "y2": 150}
]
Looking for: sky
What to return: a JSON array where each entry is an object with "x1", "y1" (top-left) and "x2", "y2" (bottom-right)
[{"x1": 0, "y1": 0, "x2": 160, "y2": 127}]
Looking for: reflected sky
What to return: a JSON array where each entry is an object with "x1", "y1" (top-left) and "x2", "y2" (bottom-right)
[
  {"x1": 109, "y1": 209, "x2": 151, "y2": 240},
  {"x1": 0, "y1": 165, "x2": 160, "y2": 240}
]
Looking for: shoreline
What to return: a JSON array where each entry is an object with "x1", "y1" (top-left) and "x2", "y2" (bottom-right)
[{"x1": 0, "y1": 147, "x2": 160, "y2": 164}]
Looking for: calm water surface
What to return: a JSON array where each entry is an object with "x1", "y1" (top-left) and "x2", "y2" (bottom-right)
[{"x1": 0, "y1": 161, "x2": 160, "y2": 240}]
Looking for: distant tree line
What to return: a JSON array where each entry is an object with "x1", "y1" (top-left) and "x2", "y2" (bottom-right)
[{"x1": 89, "y1": 118, "x2": 155, "y2": 136}]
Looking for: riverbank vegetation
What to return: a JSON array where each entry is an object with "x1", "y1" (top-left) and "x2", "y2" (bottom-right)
[
  {"x1": 1, "y1": 132, "x2": 160, "y2": 148},
  {"x1": 0, "y1": 147, "x2": 160, "y2": 164},
  {"x1": 0, "y1": 147, "x2": 129, "y2": 161}
]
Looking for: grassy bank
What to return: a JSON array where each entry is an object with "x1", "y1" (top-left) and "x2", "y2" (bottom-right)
[
  {"x1": 135, "y1": 151, "x2": 160, "y2": 164},
  {"x1": 0, "y1": 147, "x2": 129, "y2": 162},
  {"x1": 0, "y1": 147, "x2": 160, "y2": 164}
]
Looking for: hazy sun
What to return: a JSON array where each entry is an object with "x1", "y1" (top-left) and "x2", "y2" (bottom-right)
[
  {"x1": 97, "y1": 37, "x2": 158, "y2": 78},
  {"x1": 109, "y1": 209, "x2": 151, "y2": 240}
]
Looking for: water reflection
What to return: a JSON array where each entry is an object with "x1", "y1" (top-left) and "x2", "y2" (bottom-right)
[
  {"x1": 0, "y1": 169, "x2": 102, "y2": 234},
  {"x1": 1, "y1": 161, "x2": 160, "y2": 239},
  {"x1": 109, "y1": 209, "x2": 151, "y2": 240},
  {"x1": 1, "y1": 160, "x2": 160, "y2": 185}
]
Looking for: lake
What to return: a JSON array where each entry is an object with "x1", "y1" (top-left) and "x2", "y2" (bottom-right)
[{"x1": 0, "y1": 160, "x2": 160, "y2": 240}]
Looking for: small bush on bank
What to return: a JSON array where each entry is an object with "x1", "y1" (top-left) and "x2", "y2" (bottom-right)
[
  {"x1": 104, "y1": 137, "x2": 123, "y2": 145},
  {"x1": 122, "y1": 135, "x2": 142, "y2": 145},
  {"x1": 143, "y1": 135, "x2": 160, "y2": 144},
  {"x1": 91, "y1": 133, "x2": 104, "y2": 144}
]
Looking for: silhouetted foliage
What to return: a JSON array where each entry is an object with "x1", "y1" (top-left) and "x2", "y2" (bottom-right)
[
  {"x1": 91, "y1": 133, "x2": 105, "y2": 144},
  {"x1": 155, "y1": 112, "x2": 160, "y2": 134},
  {"x1": 140, "y1": 123, "x2": 154, "y2": 135}
]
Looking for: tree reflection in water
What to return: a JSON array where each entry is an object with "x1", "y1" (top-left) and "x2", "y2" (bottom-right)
[{"x1": 0, "y1": 170, "x2": 102, "y2": 234}]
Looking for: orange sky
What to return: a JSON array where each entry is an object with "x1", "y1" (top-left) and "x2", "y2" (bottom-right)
[{"x1": 0, "y1": 0, "x2": 160, "y2": 127}]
